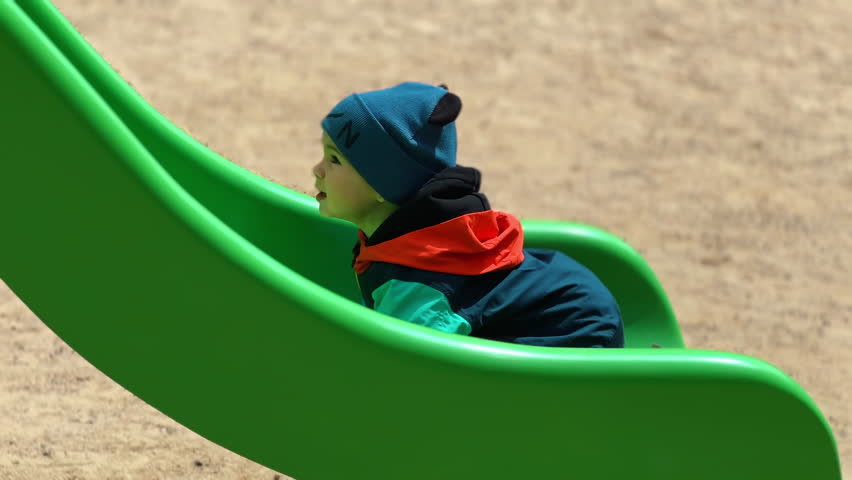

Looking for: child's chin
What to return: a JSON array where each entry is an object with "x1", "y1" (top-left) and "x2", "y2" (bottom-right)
[{"x1": 317, "y1": 204, "x2": 334, "y2": 219}]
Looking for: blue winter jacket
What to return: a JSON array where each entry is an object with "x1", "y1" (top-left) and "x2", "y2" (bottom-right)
[{"x1": 352, "y1": 166, "x2": 624, "y2": 348}]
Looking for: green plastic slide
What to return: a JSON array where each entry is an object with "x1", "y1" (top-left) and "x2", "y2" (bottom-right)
[{"x1": 0, "y1": 1, "x2": 841, "y2": 478}]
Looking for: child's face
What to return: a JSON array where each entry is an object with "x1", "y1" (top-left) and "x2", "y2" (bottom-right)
[{"x1": 312, "y1": 132, "x2": 383, "y2": 226}]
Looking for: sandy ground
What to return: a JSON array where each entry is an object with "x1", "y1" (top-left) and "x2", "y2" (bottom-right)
[{"x1": 1, "y1": 0, "x2": 850, "y2": 478}]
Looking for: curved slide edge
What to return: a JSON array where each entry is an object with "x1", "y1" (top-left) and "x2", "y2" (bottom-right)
[{"x1": 0, "y1": 2, "x2": 841, "y2": 479}]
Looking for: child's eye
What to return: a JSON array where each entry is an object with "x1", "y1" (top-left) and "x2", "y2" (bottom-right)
[{"x1": 329, "y1": 155, "x2": 341, "y2": 165}]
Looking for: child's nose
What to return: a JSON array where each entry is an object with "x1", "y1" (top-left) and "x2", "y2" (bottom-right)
[{"x1": 312, "y1": 161, "x2": 325, "y2": 179}]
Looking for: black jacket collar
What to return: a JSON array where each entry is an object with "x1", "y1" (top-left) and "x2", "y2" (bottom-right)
[{"x1": 366, "y1": 166, "x2": 490, "y2": 246}]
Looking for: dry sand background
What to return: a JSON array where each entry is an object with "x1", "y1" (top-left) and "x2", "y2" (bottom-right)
[{"x1": 1, "y1": 0, "x2": 850, "y2": 478}]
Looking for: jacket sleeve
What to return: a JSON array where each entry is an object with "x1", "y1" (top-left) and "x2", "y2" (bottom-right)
[{"x1": 371, "y1": 279, "x2": 472, "y2": 335}]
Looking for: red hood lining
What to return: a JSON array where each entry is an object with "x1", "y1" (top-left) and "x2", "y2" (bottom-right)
[{"x1": 354, "y1": 211, "x2": 525, "y2": 275}]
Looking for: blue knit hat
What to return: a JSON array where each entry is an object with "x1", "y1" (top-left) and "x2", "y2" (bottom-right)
[{"x1": 321, "y1": 82, "x2": 462, "y2": 205}]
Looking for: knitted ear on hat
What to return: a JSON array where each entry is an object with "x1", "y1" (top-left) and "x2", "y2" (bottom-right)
[{"x1": 429, "y1": 90, "x2": 463, "y2": 126}]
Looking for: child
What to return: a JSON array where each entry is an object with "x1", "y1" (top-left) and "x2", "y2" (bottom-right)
[{"x1": 313, "y1": 82, "x2": 624, "y2": 348}]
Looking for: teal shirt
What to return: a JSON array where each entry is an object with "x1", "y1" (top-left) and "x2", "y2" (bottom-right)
[{"x1": 371, "y1": 279, "x2": 472, "y2": 335}]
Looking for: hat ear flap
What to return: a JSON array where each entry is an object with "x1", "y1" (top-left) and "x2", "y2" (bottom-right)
[{"x1": 428, "y1": 92, "x2": 462, "y2": 126}]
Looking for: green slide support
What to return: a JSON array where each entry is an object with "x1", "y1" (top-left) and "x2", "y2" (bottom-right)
[{"x1": 0, "y1": 1, "x2": 841, "y2": 478}]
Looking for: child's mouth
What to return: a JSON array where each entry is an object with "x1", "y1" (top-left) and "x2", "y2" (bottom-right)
[{"x1": 316, "y1": 192, "x2": 327, "y2": 201}]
